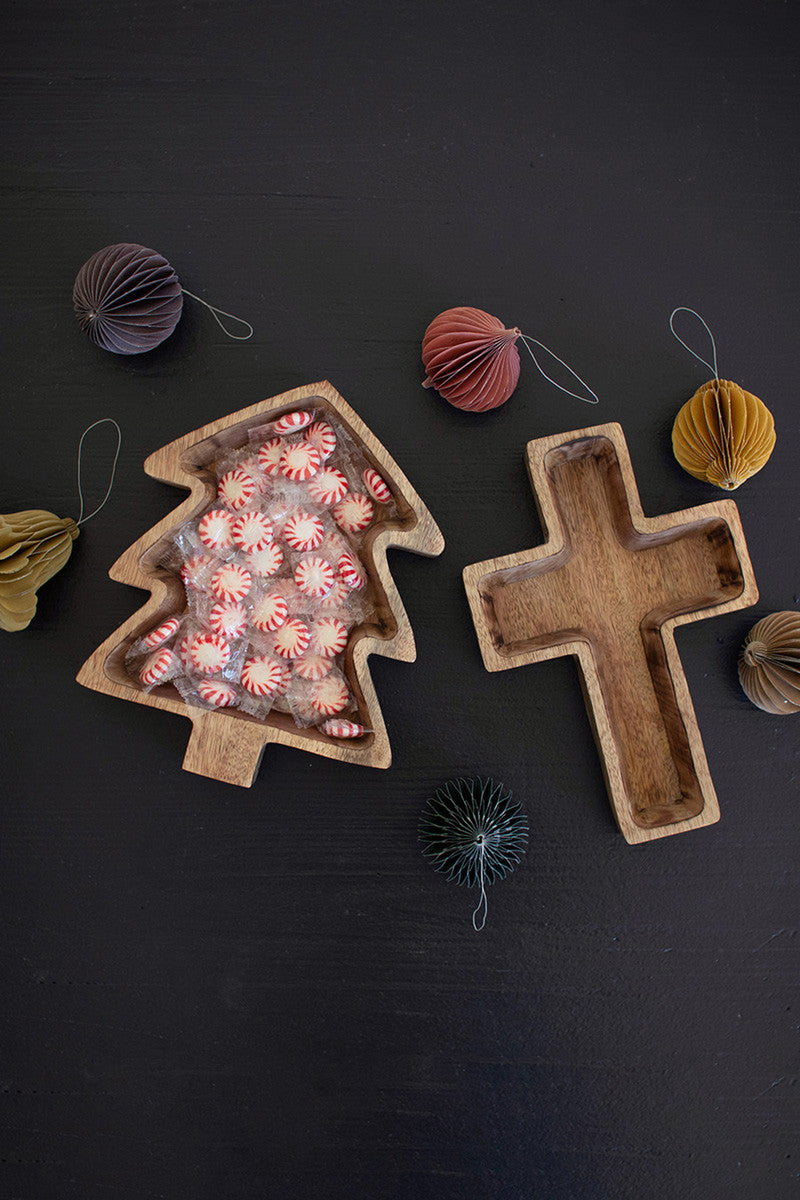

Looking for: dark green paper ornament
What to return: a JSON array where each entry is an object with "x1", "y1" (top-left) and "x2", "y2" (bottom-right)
[{"x1": 419, "y1": 778, "x2": 529, "y2": 930}]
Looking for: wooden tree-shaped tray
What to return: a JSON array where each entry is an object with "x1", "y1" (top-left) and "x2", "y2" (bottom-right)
[
  {"x1": 77, "y1": 381, "x2": 444, "y2": 787},
  {"x1": 463, "y1": 422, "x2": 758, "y2": 843}
]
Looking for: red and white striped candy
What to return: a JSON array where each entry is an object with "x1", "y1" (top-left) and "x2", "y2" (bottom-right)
[
  {"x1": 209, "y1": 601, "x2": 248, "y2": 639},
  {"x1": 280, "y1": 440, "x2": 321, "y2": 482},
  {"x1": 198, "y1": 679, "x2": 237, "y2": 708},
  {"x1": 333, "y1": 492, "x2": 373, "y2": 533},
  {"x1": 211, "y1": 562, "x2": 252, "y2": 602},
  {"x1": 321, "y1": 718, "x2": 367, "y2": 739},
  {"x1": 306, "y1": 419, "x2": 336, "y2": 460},
  {"x1": 338, "y1": 551, "x2": 366, "y2": 591},
  {"x1": 258, "y1": 437, "x2": 284, "y2": 476},
  {"x1": 181, "y1": 554, "x2": 216, "y2": 591},
  {"x1": 178, "y1": 633, "x2": 194, "y2": 668},
  {"x1": 283, "y1": 510, "x2": 324, "y2": 552},
  {"x1": 188, "y1": 632, "x2": 231, "y2": 674},
  {"x1": 363, "y1": 467, "x2": 391, "y2": 504},
  {"x1": 232, "y1": 510, "x2": 273, "y2": 553},
  {"x1": 217, "y1": 468, "x2": 257, "y2": 510},
  {"x1": 251, "y1": 591, "x2": 289, "y2": 633},
  {"x1": 307, "y1": 467, "x2": 349, "y2": 507},
  {"x1": 273, "y1": 617, "x2": 311, "y2": 660},
  {"x1": 247, "y1": 542, "x2": 284, "y2": 578},
  {"x1": 142, "y1": 616, "x2": 180, "y2": 649},
  {"x1": 241, "y1": 655, "x2": 290, "y2": 697},
  {"x1": 311, "y1": 616, "x2": 348, "y2": 658},
  {"x1": 294, "y1": 556, "x2": 335, "y2": 599},
  {"x1": 198, "y1": 509, "x2": 234, "y2": 551},
  {"x1": 294, "y1": 654, "x2": 333, "y2": 681},
  {"x1": 139, "y1": 648, "x2": 178, "y2": 687},
  {"x1": 273, "y1": 409, "x2": 313, "y2": 435},
  {"x1": 311, "y1": 675, "x2": 350, "y2": 716},
  {"x1": 319, "y1": 580, "x2": 351, "y2": 610}
]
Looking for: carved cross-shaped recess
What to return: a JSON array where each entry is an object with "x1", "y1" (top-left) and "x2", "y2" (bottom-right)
[{"x1": 463, "y1": 423, "x2": 758, "y2": 843}]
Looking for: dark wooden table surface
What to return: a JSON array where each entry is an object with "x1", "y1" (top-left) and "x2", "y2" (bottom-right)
[{"x1": 2, "y1": 3, "x2": 798, "y2": 1197}]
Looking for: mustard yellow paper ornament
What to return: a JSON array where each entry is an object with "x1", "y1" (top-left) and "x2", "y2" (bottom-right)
[
  {"x1": 0, "y1": 420, "x2": 121, "y2": 632},
  {"x1": 669, "y1": 308, "x2": 776, "y2": 490},
  {"x1": 0, "y1": 511, "x2": 79, "y2": 631}
]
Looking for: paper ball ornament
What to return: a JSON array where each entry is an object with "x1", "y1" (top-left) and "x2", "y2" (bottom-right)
[
  {"x1": 672, "y1": 379, "x2": 776, "y2": 490},
  {"x1": 0, "y1": 510, "x2": 79, "y2": 631},
  {"x1": 73, "y1": 243, "x2": 183, "y2": 354},
  {"x1": 738, "y1": 611, "x2": 800, "y2": 715},
  {"x1": 422, "y1": 306, "x2": 521, "y2": 412}
]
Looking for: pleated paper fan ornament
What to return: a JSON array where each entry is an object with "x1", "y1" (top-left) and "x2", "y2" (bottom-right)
[
  {"x1": 419, "y1": 778, "x2": 529, "y2": 930},
  {"x1": 421, "y1": 306, "x2": 598, "y2": 413},
  {"x1": 73, "y1": 243, "x2": 253, "y2": 355}
]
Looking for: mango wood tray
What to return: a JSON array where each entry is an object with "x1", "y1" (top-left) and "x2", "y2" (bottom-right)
[
  {"x1": 463, "y1": 422, "x2": 758, "y2": 844},
  {"x1": 77, "y1": 381, "x2": 444, "y2": 787}
]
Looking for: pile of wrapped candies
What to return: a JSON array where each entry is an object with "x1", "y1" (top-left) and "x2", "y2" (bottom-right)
[{"x1": 125, "y1": 408, "x2": 397, "y2": 739}]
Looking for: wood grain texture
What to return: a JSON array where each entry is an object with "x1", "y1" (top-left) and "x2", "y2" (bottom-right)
[
  {"x1": 464, "y1": 423, "x2": 758, "y2": 843},
  {"x1": 77, "y1": 381, "x2": 444, "y2": 785}
]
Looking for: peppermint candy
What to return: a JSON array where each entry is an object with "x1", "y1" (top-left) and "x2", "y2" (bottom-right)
[
  {"x1": 283, "y1": 511, "x2": 324, "y2": 552},
  {"x1": 181, "y1": 554, "x2": 216, "y2": 591},
  {"x1": 178, "y1": 634, "x2": 194, "y2": 668},
  {"x1": 198, "y1": 679, "x2": 237, "y2": 708},
  {"x1": 363, "y1": 467, "x2": 391, "y2": 504},
  {"x1": 211, "y1": 562, "x2": 252, "y2": 602},
  {"x1": 198, "y1": 509, "x2": 234, "y2": 551},
  {"x1": 333, "y1": 492, "x2": 374, "y2": 533},
  {"x1": 307, "y1": 467, "x2": 349, "y2": 507},
  {"x1": 295, "y1": 556, "x2": 335, "y2": 599},
  {"x1": 247, "y1": 542, "x2": 283, "y2": 578},
  {"x1": 251, "y1": 591, "x2": 289, "y2": 633},
  {"x1": 258, "y1": 437, "x2": 284, "y2": 476},
  {"x1": 218, "y1": 468, "x2": 257, "y2": 510},
  {"x1": 311, "y1": 616, "x2": 348, "y2": 658},
  {"x1": 188, "y1": 633, "x2": 231, "y2": 675},
  {"x1": 294, "y1": 654, "x2": 333, "y2": 682},
  {"x1": 319, "y1": 580, "x2": 351, "y2": 610},
  {"x1": 232, "y1": 510, "x2": 273, "y2": 553},
  {"x1": 242, "y1": 655, "x2": 290, "y2": 697},
  {"x1": 273, "y1": 617, "x2": 311, "y2": 660},
  {"x1": 142, "y1": 617, "x2": 180, "y2": 649},
  {"x1": 338, "y1": 551, "x2": 366, "y2": 591},
  {"x1": 139, "y1": 648, "x2": 178, "y2": 687},
  {"x1": 273, "y1": 409, "x2": 313, "y2": 435},
  {"x1": 311, "y1": 675, "x2": 350, "y2": 716},
  {"x1": 306, "y1": 419, "x2": 336, "y2": 460},
  {"x1": 321, "y1": 719, "x2": 368, "y2": 739},
  {"x1": 280, "y1": 440, "x2": 321, "y2": 482},
  {"x1": 209, "y1": 601, "x2": 248, "y2": 639}
]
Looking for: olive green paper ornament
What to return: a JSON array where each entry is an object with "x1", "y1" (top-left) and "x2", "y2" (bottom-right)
[
  {"x1": 0, "y1": 510, "x2": 79, "y2": 631},
  {"x1": 0, "y1": 420, "x2": 121, "y2": 632}
]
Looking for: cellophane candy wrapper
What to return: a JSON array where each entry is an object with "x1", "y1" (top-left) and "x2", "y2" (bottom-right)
[{"x1": 127, "y1": 404, "x2": 394, "y2": 736}]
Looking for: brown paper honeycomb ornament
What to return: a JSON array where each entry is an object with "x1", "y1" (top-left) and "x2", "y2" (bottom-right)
[{"x1": 739, "y1": 611, "x2": 800, "y2": 715}]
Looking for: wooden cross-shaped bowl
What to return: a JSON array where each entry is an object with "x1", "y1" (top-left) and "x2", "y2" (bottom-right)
[{"x1": 463, "y1": 422, "x2": 758, "y2": 843}]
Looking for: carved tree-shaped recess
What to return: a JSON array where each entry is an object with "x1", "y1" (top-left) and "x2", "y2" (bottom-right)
[
  {"x1": 463, "y1": 422, "x2": 759, "y2": 844},
  {"x1": 77, "y1": 381, "x2": 445, "y2": 787}
]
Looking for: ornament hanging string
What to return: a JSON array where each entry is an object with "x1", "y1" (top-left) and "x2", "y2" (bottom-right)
[
  {"x1": 181, "y1": 289, "x2": 254, "y2": 341},
  {"x1": 472, "y1": 836, "x2": 488, "y2": 932},
  {"x1": 517, "y1": 334, "x2": 599, "y2": 405},
  {"x1": 76, "y1": 418, "x2": 123, "y2": 525},
  {"x1": 669, "y1": 307, "x2": 720, "y2": 382}
]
